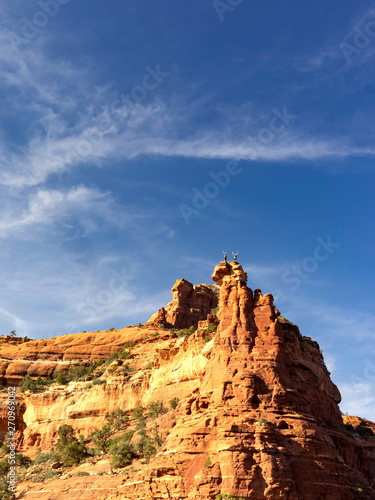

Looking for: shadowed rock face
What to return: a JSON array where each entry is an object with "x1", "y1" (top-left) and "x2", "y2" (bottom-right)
[
  {"x1": 148, "y1": 279, "x2": 219, "y2": 329},
  {"x1": 122, "y1": 260, "x2": 375, "y2": 500}
]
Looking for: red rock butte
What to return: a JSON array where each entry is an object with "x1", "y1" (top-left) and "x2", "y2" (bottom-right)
[
  {"x1": 0, "y1": 258, "x2": 374, "y2": 499},
  {"x1": 122, "y1": 259, "x2": 375, "y2": 499}
]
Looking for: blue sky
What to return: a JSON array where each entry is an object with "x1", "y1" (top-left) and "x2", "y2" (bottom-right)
[{"x1": 1, "y1": 0, "x2": 375, "y2": 419}]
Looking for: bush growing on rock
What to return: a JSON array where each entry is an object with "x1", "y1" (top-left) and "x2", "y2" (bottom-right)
[
  {"x1": 0, "y1": 458, "x2": 10, "y2": 475},
  {"x1": 109, "y1": 432, "x2": 134, "y2": 468},
  {"x1": 19, "y1": 375, "x2": 50, "y2": 392},
  {"x1": 169, "y1": 397, "x2": 179, "y2": 409},
  {"x1": 132, "y1": 405, "x2": 145, "y2": 420},
  {"x1": 34, "y1": 449, "x2": 59, "y2": 465},
  {"x1": 56, "y1": 425, "x2": 87, "y2": 466},
  {"x1": 89, "y1": 424, "x2": 114, "y2": 452},
  {"x1": 135, "y1": 424, "x2": 163, "y2": 462},
  {"x1": 92, "y1": 378, "x2": 106, "y2": 385},
  {"x1": 148, "y1": 401, "x2": 167, "y2": 419},
  {"x1": 205, "y1": 323, "x2": 217, "y2": 334},
  {"x1": 15, "y1": 454, "x2": 32, "y2": 468},
  {"x1": 89, "y1": 409, "x2": 129, "y2": 452},
  {"x1": 107, "y1": 409, "x2": 128, "y2": 430}
]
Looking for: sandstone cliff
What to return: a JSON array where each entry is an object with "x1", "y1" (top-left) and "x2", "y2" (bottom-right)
[{"x1": 0, "y1": 263, "x2": 374, "y2": 499}]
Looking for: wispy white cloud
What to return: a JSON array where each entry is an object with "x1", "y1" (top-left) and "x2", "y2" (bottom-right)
[
  {"x1": 340, "y1": 382, "x2": 375, "y2": 421},
  {"x1": 0, "y1": 24, "x2": 374, "y2": 191},
  {"x1": 0, "y1": 186, "x2": 125, "y2": 238}
]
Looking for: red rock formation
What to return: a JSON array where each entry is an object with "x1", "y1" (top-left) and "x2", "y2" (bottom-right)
[
  {"x1": 1, "y1": 261, "x2": 374, "y2": 499},
  {"x1": 148, "y1": 279, "x2": 218, "y2": 329},
  {"x1": 0, "y1": 327, "x2": 153, "y2": 386},
  {"x1": 121, "y1": 260, "x2": 375, "y2": 500}
]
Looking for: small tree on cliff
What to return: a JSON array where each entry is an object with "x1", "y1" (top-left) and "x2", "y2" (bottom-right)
[
  {"x1": 89, "y1": 424, "x2": 114, "y2": 453},
  {"x1": 56, "y1": 425, "x2": 87, "y2": 466}
]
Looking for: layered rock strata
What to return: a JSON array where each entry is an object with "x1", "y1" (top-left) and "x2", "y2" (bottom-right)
[{"x1": 121, "y1": 260, "x2": 374, "y2": 500}]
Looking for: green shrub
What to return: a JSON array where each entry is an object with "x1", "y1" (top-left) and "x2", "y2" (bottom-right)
[
  {"x1": 89, "y1": 424, "x2": 114, "y2": 452},
  {"x1": 109, "y1": 433, "x2": 134, "y2": 468},
  {"x1": 144, "y1": 437, "x2": 157, "y2": 461},
  {"x1": 107, "y1": 409, "x2": 128, "y2": 430},
  {"x1": 54, "y1": 370, "x2": 68, "y2": 385},
  {"x1": 15, "y1": 454, "x2": 32, "y2": 468},
  {"x1": 123, "y1": 342, "x2": 136, "y2": 349},
  {"x1": 169, "y1": 397, "x2": 179, "y2": 409},
  {"x1": 19, "y1": 374, "x2": 48, "y2": 392},
  {"x1": 109, "y1": 328, "x2": 115, "y2": 331},
  {"x1": 135, "y1": 429, "x2": 147, "y2": 455},
  {"x1": 135, "y1": 416, "x2": 146, "y2": 430},
  {"x1": 60, "y1": 439, "x2": 87, "y2": 466},
  {"x1": 77, "y1": 471, "x2": 89, "y2": 476},
  {"x1": 0, "y1": 477, "x2": 14, "y2": 499},
  {"x1": 211, "y1": 307, "x2": 219, "y2": 315},
  {"x1": 0, "y1": 459, "x2": 10, "y2": 475},
  {"x1": 203, "y1": 336, "x2": 211, "y2": 344},
  {"x1": 148, "y1": 401, "x2": 167, "y2": 419},
  {"x1": 92, "y1": 378, "x2": 106, "y2": 385},
  {"x1": 204, "y1": 457, "x2": 212, "y2": 468},
  {"x1": 132, "y1": 405, "x2": 145, "y2": 420},
  {"x1": 34, "y1": 450, "x2": 60, "y2": 464},
  {"x1": 30, "y1": 475, "x2": 44, "y2": 483},
  {"x1": 45, "y1": 470, "x2": 59, "y2": 479},
  {"x1": 56, "y1": 425, "x2": 87, "y2": 466},
  {"x1": 135, "y1": 424, "x2": 162, "y2": 461},
  {"x1": 205, "y1": 323, "x2": 217, "y2": 334},
  {"x1": 259, "y1": 418, "x2": 268, "y2": 427}
]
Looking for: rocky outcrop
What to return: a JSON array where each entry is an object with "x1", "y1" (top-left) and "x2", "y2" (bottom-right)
[
  {"x1": 1, "y1": 259, "x2": 374, "y2": 499},
  {"x1": 0, "y1": 327, "x2": 152, "y2": 386},
  {"x1": 148, "y1": 279, "x2": 218, "y2": 329},
  {"x1": 121, "y1": 260, "x2": 375, "y2": 499}
]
